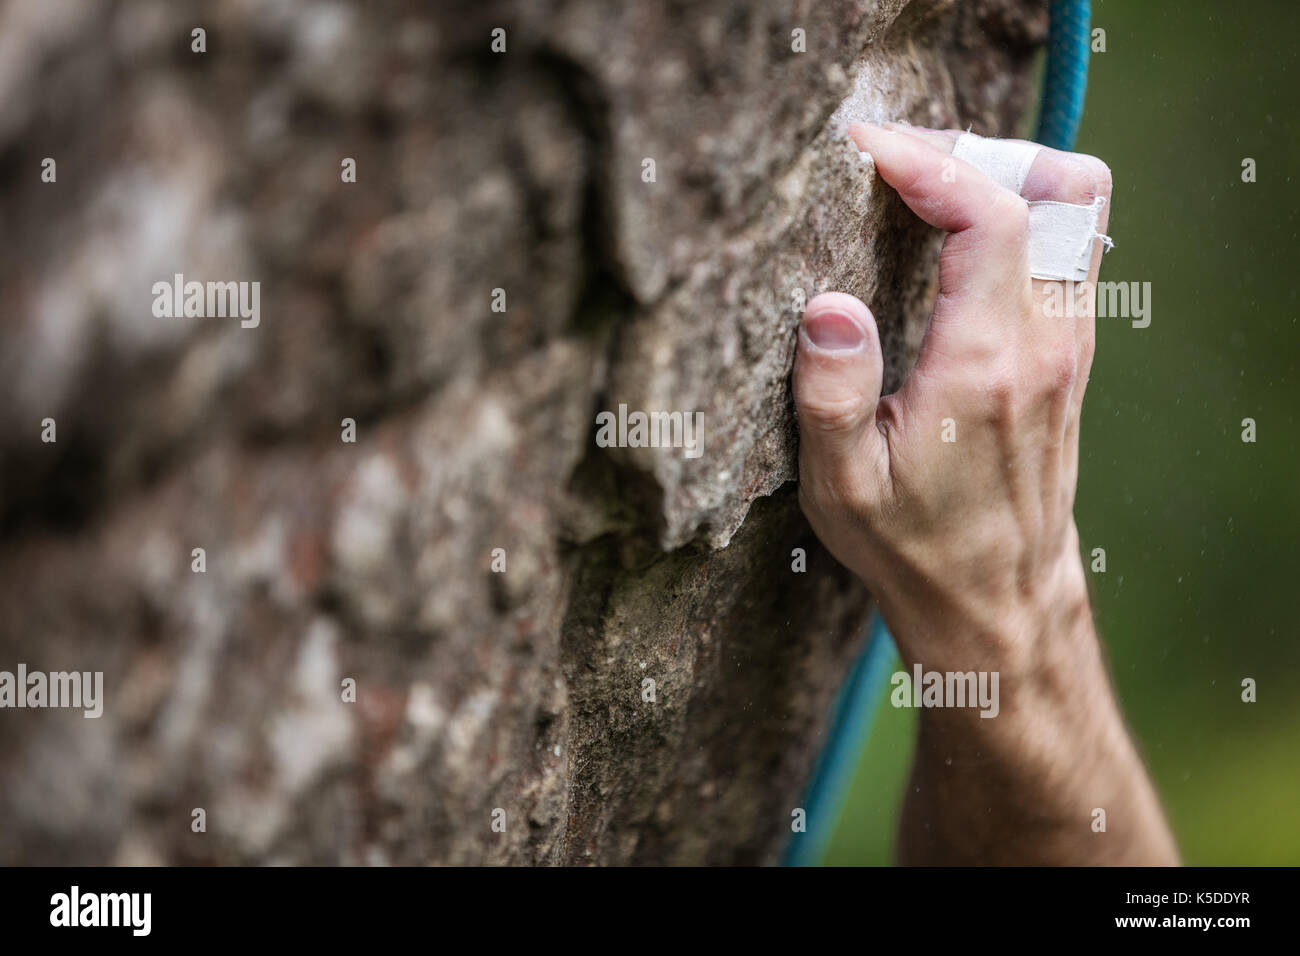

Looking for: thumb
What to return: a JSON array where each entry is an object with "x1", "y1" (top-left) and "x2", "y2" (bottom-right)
[{"x1": 792, "y1": 292, "x2": 886, "y2": 473}]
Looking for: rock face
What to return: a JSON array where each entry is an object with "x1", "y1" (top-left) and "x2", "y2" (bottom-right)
[{"x1": 0, "y1": 0, "x2": 1043, "y2": 864}]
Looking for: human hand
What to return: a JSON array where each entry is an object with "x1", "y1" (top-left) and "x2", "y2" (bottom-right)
[{"x1": 793, "y1": 123, "x2": 1177, "y2": 864}]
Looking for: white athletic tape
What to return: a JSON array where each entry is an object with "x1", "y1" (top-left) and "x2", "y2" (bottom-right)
[
  {"x1": 952, "y1": 132, "x2": 1039, "y2": 194},
  {"x1": 951, "y1": 131, "x2": 1110, "y2": 283},
  {"x1": 1028, "y1": 198, "x2": 1107, "y2": 282}
]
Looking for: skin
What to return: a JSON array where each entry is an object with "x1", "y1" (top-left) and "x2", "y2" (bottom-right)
[{"x1": 793, "y1": 122, "x2": 1179, "y2": 865}]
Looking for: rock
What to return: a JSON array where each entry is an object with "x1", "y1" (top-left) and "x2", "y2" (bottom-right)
[{"x1": 0, "y1": 0, "x2": 1044, "y2": 864}]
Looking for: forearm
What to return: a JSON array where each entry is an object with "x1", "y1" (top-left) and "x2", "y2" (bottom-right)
[{"x1": 893, "y1": 549, "x2": 1179, "y2": 865}]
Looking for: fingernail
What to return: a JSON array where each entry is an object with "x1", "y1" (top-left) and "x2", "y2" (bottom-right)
[{"x1": 803, "y1": 310, "x2": 866, "y2": 351}]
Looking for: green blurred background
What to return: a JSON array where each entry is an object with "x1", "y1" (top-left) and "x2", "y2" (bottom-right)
[{"x1": 826, "y1": 0, "x2": 1300, "y2": 865}]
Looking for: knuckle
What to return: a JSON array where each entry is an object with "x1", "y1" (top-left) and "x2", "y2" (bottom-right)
[
  {"x1": 799, "y1": 392, "x2": 867, "y2": 435},
  {"x1": 1072, "y1": 153, "x2": 1113, "y2": 200},
  {"x1": 1053, "y1": 156, "x2": 1099, "y2": 205},
  {"x1": 1038, "y1": 340, "x2": 1078, "y2": 395},
  {"x1": 982, "y1": 367, "x2": 1018, "y2": 420}
]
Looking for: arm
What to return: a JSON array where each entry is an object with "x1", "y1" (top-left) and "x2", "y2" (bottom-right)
[{"x1": 792, "y1": 123, "x2": 1178, "y2": 865}]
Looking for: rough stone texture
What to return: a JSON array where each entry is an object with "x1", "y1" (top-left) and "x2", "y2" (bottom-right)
[{"x1": 0, "y1": 0, "x2": 1043, "y2": 864}]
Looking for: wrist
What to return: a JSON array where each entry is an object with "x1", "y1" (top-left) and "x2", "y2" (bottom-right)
[
  {"x1": 876, "y1": 536, "x2": 1094, "y2": 678},
  {"x1": 903, "y1": 557, "x2": 1121, "y2": 764}
]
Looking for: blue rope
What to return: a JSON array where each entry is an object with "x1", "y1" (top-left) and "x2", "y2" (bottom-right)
[
  {"x1": 783, "y1": 0, "x2": 1091, "y2": 867},
  {"x1": 783, "y1": 614, "x2": 896, "y2": 866},
  {"x1": 1036, "y1": 0, "x2": 1092, "y2": 151}
]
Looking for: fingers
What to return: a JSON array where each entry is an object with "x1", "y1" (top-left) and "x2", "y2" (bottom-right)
[
  {"x1": 848, "y1": 123, "x2": 1031, "y2": 407},
  {"x1": 848, "y1": 123, "x2": 1016, "y2": 236},
  {"x1": 876, "y1": 124, "x2": 1114, "y2": 529},
  {"x1": 889, "y1": 125, "x2": 1110, "y2": 390},
  {"x1": 792, "y1": 292, "x2": 889, "y2": 501},
  {"x1": 1017, "y1": 141, "x2": 1111, "y2": 497},
  {"x1": 884, "y1": 124, "x2": 1100, "y2": 369},
  {"x1": 1059, "y1": 153, "x2": 1112, "y2": 497}
]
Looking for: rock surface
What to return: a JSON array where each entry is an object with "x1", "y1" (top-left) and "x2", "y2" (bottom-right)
[{"x1": 0, "y1": 0, "x2": 1043, "y2": 864}]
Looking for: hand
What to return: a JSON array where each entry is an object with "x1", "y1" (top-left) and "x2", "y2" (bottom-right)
[{"x1": 793, "y1": 123, "x2": 1178, "y2": 864}]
